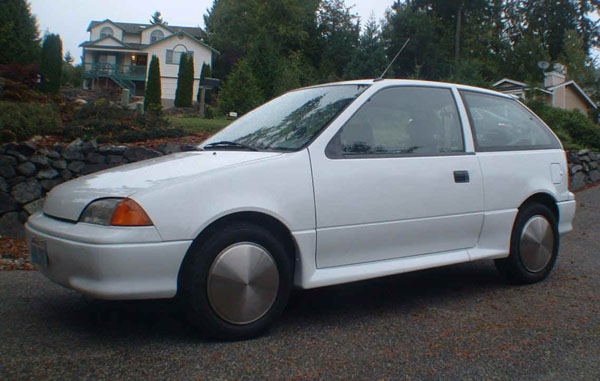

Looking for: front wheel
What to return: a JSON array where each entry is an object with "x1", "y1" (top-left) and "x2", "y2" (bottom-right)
[
  {"x1": 495, "y1": 203, "x2": 559, "y2": 284},
  {"x1": 179, "y1": 223, "x2": 293, "y2": 340}
]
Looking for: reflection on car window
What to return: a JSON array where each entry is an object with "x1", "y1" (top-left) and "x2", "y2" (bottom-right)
[
  {"x1": 339, "y1": 87, "x2": 464, "y2": 156},
  {"x1": 461, "y1": 91, "x2": 561, "y2": 151},
  {"x1": 203, "y1": 85, "x2": 368, "y2": 151}
]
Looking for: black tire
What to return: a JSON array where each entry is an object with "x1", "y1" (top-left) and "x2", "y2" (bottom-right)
[
  {"x1": 179, "y1": 222, "x2": 293, "y2": 340},
  {"x1": 495, "y1": 203, "x2": 559, "y2": 284}
]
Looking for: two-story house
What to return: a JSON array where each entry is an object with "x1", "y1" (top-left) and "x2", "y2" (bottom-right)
[{"x1": 80, "y1": 19, "x2": 218, "y2": 107}]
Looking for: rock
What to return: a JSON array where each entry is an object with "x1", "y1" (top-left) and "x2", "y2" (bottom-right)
[
  {"x1": 124, "y1": 147, "x2": 160, "y2": 162},
  {"x1": 570, "y1": 164, "x2": 583, "y2": 174},
  {"x1": 588, "y1": 152, "x2": 597, "y2": 161},
  {"x1": 590, "y1": 161, "x2": 599, "y2": 170},
  {"x1": 580, "y1": 155, "x2": 591, "y2": 162},
  {"x1": 61, "y1": 145, "x2": 84, "y2": 161},
  {"x1": 40, "y1": 179, "x2": 62, "y2": 191},
  {"x1": 50, "y1": 159, "x2": 67, "y2": 170},
  {"x1": 582, "y1": 162, "x2": 590, "y2": 173},
  {"x1": 75, "y1": 99, "x2": 87, "y2": 105},
  {"x1": 36, "y1": 168, "x2": 59, "y2": 179},
  {"x1": 81, "y1": 140, "x2": 98, "y2": 154},
  {"x1": 7, "y1": 176, "x2": 25, "y2": 186},
  {"x1": 0, "y1": 192, "x2": 18, "y2": 214},
  {"x1": 68, "y1": 161, "x2": 85, "y2": 173},
  {"x1": 23, "y1": 198, "x2": 45, "y2": 215},
  {"x1": 589, "y1": 170, "x2": 600, "y2": 183},
  {"x1": 15, "y1": 142, "x2": 36, "y2": 156},
  {"x1": 6, "y1": 150, "x2": 28, "y2": 162},
  {"x1": 0, "y1": 212, "x2": 25, "y2": 238},
  {"x1": 52, "y1": 143, "x2": 63, "y2": 153},
  {"x1": 16, "y1": 162, "x2": 37, "y2": 177},
  {"x1": 11, "y1": 179, "x2": 42, "y2": 204},
  {"x1": 86, "y1": 152, "x2": 105, "y2": 164},
  {"x1": 578, "y1": 149, "x2": 590, "y2": 155},
  {"x1": 105, "y1": 155, "x2": 123, "y2": 165},
  {"x1": 30, "y1": 155, "x2": 50, "y2": 167},
  {"x1": 181, "y1": 144, "x2": 198, "y2": 152},
  {"x1": 47, "y1": 150, "x2": 61, "y2": 160},
  {"x1": 99, "y1": 145, "x2": 128, "y2": 154},
  {"x1": 157, "y1": 142, "x2": 181, "y2": 155},
  {"x1": 60, "y1": 170, "x2": 72, "y2": 181},
  {"x1": 0, "y1": 177, "x2": 8, "y2": 193},
  {"x1": 0, "y1": 155, "x2": 17, "y2": 179},
  {"x1": 570, "y1": 172, "x2": 587, "y2": 191},
  {"x1": 81, "y1": 163, "x2": 111, "y2": 175}
]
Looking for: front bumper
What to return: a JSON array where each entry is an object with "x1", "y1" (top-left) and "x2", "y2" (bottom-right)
[{"x1": 25, "y1": 213, "x2": 192, "y2": 300}]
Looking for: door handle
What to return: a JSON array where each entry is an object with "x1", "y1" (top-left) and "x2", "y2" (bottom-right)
[{"x1": 454, "y1": 170, "x2": 470, "y2": 183}]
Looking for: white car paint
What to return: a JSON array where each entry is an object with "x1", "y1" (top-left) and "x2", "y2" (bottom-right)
[{"x1": 26, "y1": 79, "x2": 576, "y2": 300}]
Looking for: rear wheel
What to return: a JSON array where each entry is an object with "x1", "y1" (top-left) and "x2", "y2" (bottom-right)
[
  {"x1": 495, "y1": 203, "x2": 559, "y2": 284},
  {"x1": 180, "y1": 223, "x2": 293, "y2": 340}
]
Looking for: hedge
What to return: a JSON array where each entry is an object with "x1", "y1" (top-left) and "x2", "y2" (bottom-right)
[{"x1": 0, "y1": 101, "x2": 62, "y2": 142}]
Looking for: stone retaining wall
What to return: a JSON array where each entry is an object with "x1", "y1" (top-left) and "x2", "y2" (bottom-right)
[
  {"x1": 0, "y1": 139, "x2": 198, "y2": 238},
  {"x1": 0, "y1": 141, "x2": 598, "y2": 238},
  {"x1": 567, "y1": 150, "x2": 600, "y2": 191}
]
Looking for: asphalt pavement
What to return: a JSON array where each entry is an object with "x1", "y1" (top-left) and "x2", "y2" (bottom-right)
[{"x1": 1, "y1": 186, "x2": 599, "y2": 380}]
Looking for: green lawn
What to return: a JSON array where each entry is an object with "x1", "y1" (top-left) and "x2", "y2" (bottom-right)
[{"x1": 168, "y1": 115, "x2": 231, "y2": 135}]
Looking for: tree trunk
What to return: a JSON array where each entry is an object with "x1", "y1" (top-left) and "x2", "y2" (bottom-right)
[{"x1": 455, "y1": 4, "x2": 463, "y2": 62}]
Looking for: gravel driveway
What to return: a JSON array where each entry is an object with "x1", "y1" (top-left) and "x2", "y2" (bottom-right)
[{"x1": 1, "y1": 186, "x2": 599, "y2": 380}]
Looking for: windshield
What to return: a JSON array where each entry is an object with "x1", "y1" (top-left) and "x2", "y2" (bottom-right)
[{"x1": 202, "y1": 84, "x2": 369, "y2": 151}]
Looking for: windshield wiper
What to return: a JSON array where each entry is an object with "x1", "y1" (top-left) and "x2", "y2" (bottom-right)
[{"x1": 203, "y1": 141, "x2": 258, "y2": 151}]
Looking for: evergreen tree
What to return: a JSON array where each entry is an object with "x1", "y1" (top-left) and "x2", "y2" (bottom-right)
[
  {"x1": 198, "y1": 63, "x2": 213, "y2": 103},
  {"x1": 40, "y1": 34, "x2": 63, "y2": 94},
  {"x1": 344, "y1": 17, "x2": 388, "y2": 79},
  {"x1": 150, "y1": 11, "x2": 166, "y2": 25},
  {"x1": 217, "y1": 59, "x2": 263, "y2": 115},
  {"x1": 0, "y1": 0, "x2": 40, "y2": 65},
  {"x1": 144, "y1": 55, "x2": 162, "y2": 113},
  {"x1": 175, "y1": 54, "x2": 194, "y2": 107}
]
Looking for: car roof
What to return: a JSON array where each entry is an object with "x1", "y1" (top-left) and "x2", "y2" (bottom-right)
[{"x1": 305, "y1": 79, "x2": 513, "y2": 100}]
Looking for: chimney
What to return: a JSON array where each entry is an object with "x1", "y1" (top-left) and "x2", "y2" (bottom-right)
[{"x1": 544, "y1": 63, "x2": 567, "y2": 87}]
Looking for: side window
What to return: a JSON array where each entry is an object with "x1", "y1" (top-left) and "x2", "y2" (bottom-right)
[
  {"x1": 460, "y1": 91, "x2": 561, "y2": 151},
  {"x1": 335, "y1": 87, "x2": 464, "y2": 156},
  {"x1": 150, "y1": 30, "x2": 164, "y2": 43}
]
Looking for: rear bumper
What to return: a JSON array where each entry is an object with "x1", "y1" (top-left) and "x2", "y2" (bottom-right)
[
  {"x1": 557, "y1": 199, "x2": 576, "y2": 235},
  {"x1": 25, "y1": 213, "x2": 192, "y2": 300}
]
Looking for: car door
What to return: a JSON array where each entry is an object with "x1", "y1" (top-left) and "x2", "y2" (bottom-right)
[{"x1": 309, "y1": 85, "x2": 484, "y2": 268}]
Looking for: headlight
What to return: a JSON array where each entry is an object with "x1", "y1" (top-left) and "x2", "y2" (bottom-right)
[{"x1": 80, "y1": 198, "x2": 153, "y2": 226}]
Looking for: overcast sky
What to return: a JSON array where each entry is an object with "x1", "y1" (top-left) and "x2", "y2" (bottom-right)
[{"x1": 29, "y1": 0, "x2": 395, "y2": 63}]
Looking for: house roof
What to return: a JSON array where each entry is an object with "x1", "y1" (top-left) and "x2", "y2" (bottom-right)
[
  {"x1": 547, "y1": 80, "x2": 597, "y2": 109},
  {"x1": 492, "y1": 78, "x2": 528, "y2": 88},
  {"x1": 79, "y1": 35, "x2": 128, "y2": 48},
  {"x1": 87, "y1": 19, "x2": 205, "y2": 39}
]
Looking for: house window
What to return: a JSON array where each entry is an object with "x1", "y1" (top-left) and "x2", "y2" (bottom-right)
[
  {"x1": 166, "y1": 47, "x2": 193, "y2": 64},
  {"x1": 150, "y1": 30, "x2": 164, "y2": 43},
  {"x1": 100, "y1": 26, "x2": 114, "y2": 39}
]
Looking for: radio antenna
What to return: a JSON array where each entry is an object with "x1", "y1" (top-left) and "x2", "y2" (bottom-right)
[{"x1": 375, "y1": 37, "x2": 410, "y2": 81}]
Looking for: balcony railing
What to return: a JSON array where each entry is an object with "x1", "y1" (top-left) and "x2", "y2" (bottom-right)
[{"x1": 82, "y1": 63, "x2": 147, "y2": 81}]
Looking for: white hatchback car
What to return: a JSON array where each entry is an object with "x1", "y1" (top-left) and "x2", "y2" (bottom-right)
[{"x1": 27, "y1": 79, "x2": 576, "y2": 340}]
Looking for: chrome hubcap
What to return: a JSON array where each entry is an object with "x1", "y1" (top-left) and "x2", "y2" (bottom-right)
[
  {"x1": 520, "y1": 215, "x2": 554, "y2": 273},
  {"x1": 207, "y1": 243, "x2": 279, "y2": 325}
]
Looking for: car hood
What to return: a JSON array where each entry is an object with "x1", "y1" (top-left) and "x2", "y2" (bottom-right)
[{"x1": 43, "y1": 151, "x2": 281, "y2": 221}]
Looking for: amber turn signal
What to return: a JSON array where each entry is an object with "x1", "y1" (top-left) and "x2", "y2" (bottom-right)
[{"x1": 110, "y1": 198, "x2": 153, "y2": 226}]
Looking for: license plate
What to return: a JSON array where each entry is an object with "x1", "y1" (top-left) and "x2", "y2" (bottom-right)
[{"x1": 30, "y1": 237, "x2": 48, "y2": 268}]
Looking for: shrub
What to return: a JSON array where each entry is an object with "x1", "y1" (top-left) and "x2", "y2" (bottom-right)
[
  {"x1": 40, "y1": 34, "x2": 63, "y2": 94},
  {"x1": 175, "y1": 54, "x2": 194, "y2": 107},
  {"x1": 527, "y1": 101, "x2": 600, "y2": 150},
  {"x1": 64, "y1": 101, "x2": 185, "y2": 143},
  {"x1": 217, "y1": 59, "x2": 263, "y2": 115},
  {"x1": 144, "y1": 55, "x2": 162, "y2": 113},
  {"x1": 0, "y1": 101, "x2": 62, "y2": 142}
]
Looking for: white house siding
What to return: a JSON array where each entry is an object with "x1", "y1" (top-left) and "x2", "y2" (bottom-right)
[
  {"x1": 95, "y1": 39, "x2": 125, "y2": 47},
  {"x1": 90, "y1": 22, "x2": 123, "y2": 41},
  {"x1": 123, "y1": 33, "x2": 140, "y2": 43},
  {"x1": 143, "y1": 34, "x2": 212, "y2": 102}
]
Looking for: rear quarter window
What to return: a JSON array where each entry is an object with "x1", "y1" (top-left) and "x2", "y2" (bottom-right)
[{"x1": 460, "y1": 91, "x2": 561, "y2": 151}]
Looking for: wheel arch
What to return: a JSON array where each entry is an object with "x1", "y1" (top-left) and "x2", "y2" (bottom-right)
[
  {"x1": 177, "y1": 211, "x2": 300, "y2": 294},
  {"x1": 518, "y1": 192, "x2": 559, "y2": 220}
]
